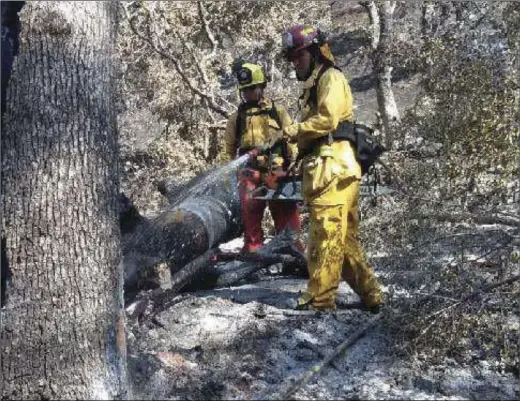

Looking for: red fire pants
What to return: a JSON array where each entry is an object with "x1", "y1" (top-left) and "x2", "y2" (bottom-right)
[{"x1": 238, "y1": 168, "x2": 301, "y2": 253}]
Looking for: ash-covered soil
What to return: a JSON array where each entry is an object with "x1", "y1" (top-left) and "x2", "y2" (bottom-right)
[{"x1": 126, "y1": 239, "x2": 519, "y2": 401}]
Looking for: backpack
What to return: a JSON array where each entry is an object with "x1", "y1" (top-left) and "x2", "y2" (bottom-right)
[
  {"x1": 305, "y1": 65, "x2": 386, "y2": 175},
  {"x1": 350, "y1": 123, "x2": 385, "y2": 175}
]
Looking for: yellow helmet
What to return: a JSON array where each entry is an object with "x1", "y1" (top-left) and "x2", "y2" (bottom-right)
[{"x1": 236, "y1": 62, "x2": 267, "y2": 90}]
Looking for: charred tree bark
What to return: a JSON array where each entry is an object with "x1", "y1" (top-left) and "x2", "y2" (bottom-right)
[{"x1": 1, "y1": 2, "x2": 127, "y2": 399}]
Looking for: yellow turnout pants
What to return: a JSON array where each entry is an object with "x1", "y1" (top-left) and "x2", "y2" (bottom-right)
[{"x1": 301, "y1": 177, "x2": 383, "y2": 310}]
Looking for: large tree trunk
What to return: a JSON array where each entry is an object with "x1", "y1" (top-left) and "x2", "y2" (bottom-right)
[{"x1": 1, "y1": 2, "x2": 127, "y2": 399}]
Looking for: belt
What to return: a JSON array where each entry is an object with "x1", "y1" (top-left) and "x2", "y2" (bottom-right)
[{"x1": 300, "y1": 120, "x2": 355, "y2": 158}]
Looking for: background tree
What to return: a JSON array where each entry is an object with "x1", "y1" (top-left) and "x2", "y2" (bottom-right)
[
  {"x1": 359, "y1": 1, "x2": 400, "y2": 147},
  {"x1": 398, "y1": 1, "x2": 520, "y2": 211},
  {"x1": 117, "y1": 1, "x2": 333, "y2": 212},
  {"x1": 1, "y1": 2, "x2": 127, "y2": 399}
]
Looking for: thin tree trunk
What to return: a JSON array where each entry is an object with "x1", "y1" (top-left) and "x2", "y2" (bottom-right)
[
  {"x1": 373, "y1": 1, "x2": 399, "y2": 148},
  {"x1": 360, "y1": 1, "x2": 400, "y2": 147},
  {"x1": 421, "y1": 2, "x2": 436, "y2": 38},
  {"x1": 360, "y1": 1, "x2": 380, "y2": 49},
  {"x1": 1, "y1": 2, "x2": 127, "y2": 399}
]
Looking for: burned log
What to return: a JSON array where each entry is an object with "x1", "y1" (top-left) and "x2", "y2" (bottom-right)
[
  {"x1": 126, "y1": 229, "x2": 307, "y2": 322},
  {"x1": 185, "y1": 229, "x2": 307, "y2": 291},
  {"x1": 122, "y1": 157, "x2": 248, "y2": 290}
]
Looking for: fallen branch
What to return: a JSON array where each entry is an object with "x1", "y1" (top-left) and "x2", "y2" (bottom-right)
[
  {"x1": 376, "y1": 161, "x2": 520, "y2": 227},
  {"x1": 273, "y1": 314, "x2": 383, "y2": 400},
  {"x1": 272, "y1": 274, "x2": 520, "y2": 399},
  {"x1": 299, "y1": 339, "x2": 344, "y2": 372},
  {"x1": 442, "y1": 274, "x2": 520, "y2": 311},
  {"x1": 263, "y1": 309, "x2": 368, "y2": 318},
  {"x1": 415, "y1": 273, "x2": 520, "y2": 312},
  {"x1": 410, "y1": 274, "x2": 520, "y2": 345},
  {"x1": 417, "y1": 211, "x2": 520, "y2": 228},
  {"x1": 129, "y1": 230, "x2": 306, "y2": 322}
]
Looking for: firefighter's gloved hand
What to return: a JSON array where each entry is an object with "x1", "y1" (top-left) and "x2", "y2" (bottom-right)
[
  {"x1": 256, "y1": 155, "x2": 269, "y2": 169},
  {"x1": 246, "y1": 148, "x2": 269, "y2": 169},
  {"x1": 247, "y1": 148, "x2": 260, "y2": 159},
  {"x1": 283, "y1": 124, "x2": 299, "y2": 143},
  {"x1": 248, "y1": 143, "x2": 270, "y2": 158}
]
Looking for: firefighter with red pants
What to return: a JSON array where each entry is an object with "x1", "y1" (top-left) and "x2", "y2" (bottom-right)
[{"x1": 221, "y1": 62, "x2": 301, "y2": 253}]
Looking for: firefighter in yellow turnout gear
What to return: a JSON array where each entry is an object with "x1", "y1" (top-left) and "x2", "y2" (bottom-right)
[
  {"x1": 281, "y1": 25, "x2": 383, "y2": 311},
  {"x1": 221, "y1": 62, "x2": 302, "y2": 254}
]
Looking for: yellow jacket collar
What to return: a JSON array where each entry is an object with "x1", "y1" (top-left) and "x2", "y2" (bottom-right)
[{"x1": 241, "y1": 98, "x2": 271, "y2": 109}]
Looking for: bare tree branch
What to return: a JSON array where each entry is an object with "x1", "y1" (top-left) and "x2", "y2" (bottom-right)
[
  {"x1": 167, "y1": 26, "x2": 232, "y2": 125},
  {"x1": 201, "y1": 120, "x2": 227, "y2": 131},
  {"x1": 275, "y1": 314, "x2": 383, "y2": 400},
  {"x1": 123, "y1": 4, "x2": 230, "y2": 119},
  {"x1": 191, "y1": 44, "x2": 211, "y2": 84},
  {"x1": 372, "y1": 1, "x2": 400, "y2": 145},
  {"x1": 171, "y1": 28, "x2": 211, "y2": 87},
  {"x1": 197, "y1": 1, "x2": 218, "y2": 58},
  {"x1": 421, "y1": 2, "x2": 436, "y2": 38},
  {"x1": 386, "y1": 0, "x2": 396, "y2": 16}
]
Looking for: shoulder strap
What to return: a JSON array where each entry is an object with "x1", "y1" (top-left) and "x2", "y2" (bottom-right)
[
  {"x1": 235, "y1": 103, "x2": 248, "y2": 151},
  {"x1": 267, "y1": 101, "x2": 290, "y2": 167},
  {"x1": 235, "y1": 101, "x2": 284, "y2": 150},
  {"x1": 307, "y1": 64, "x2": 342, "y2": 108},
  {"x1": 267, "y1": 101, "x2": 283, "y2": 129}
]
